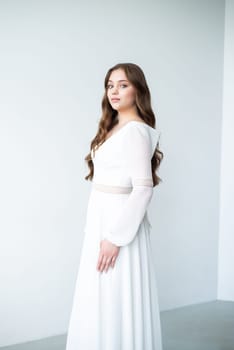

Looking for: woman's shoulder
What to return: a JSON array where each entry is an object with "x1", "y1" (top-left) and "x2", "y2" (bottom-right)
[
  {"x1": 121, "y1": 121, "x2": 161, "y2": 155},
  {"x1": 123, "y1": 120, "x2": 160, "y2": 138}
]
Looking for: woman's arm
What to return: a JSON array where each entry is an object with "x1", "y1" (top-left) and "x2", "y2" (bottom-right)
[{"x1": 103, "y1": 124, "x2": 158, "y2": 246}]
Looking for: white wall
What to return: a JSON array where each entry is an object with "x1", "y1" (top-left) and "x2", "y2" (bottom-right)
[
  {"x1": 0, "y1": 0, "x2": 225, "y2": 346},
  {"x1": 148, "y1": 0, "x2": 224, "y2": 311},
  {"x1": 218, "y1": 0, "x2": 234, "y2": 300}
]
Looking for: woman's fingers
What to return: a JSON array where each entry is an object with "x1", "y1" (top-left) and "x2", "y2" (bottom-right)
[
  {"x1": 96, "y1": 254, "x2": 106, "y2": 272},
  {"x1": 99, "y1": 256, "x2": 107, "y2": 272},
  {"x1": 97, "y1": 254, "x2": 116, "y2": 273},
  {"x1": 96, "y1": 240, "x2": 120, "y2": 272},
  {"x1": 104, "y1": 257, "x2": 112, "y2": 272},
  {"x1": 96, "y1": 253, "x2": 104, "y2": 271},
  {"x1": 111, "y1": 256, "x2": 116, "y2": 268}
]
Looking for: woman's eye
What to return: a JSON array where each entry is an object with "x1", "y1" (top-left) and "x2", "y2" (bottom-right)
[{"x1": 107, "y1": 84, "x2": 128, "y2": 89}]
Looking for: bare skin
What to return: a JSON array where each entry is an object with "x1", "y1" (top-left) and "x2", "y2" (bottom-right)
[
  {"x1": 96, "y1": 68, "x2": 144, "y2": 273},
  {"x1": 96, "y1": 239, "x2": 120, "y2": 273}
]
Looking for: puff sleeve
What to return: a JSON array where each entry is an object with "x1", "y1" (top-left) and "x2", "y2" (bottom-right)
[{"x1": 103, "y1": 124, "x2": 158, "y2": 246}]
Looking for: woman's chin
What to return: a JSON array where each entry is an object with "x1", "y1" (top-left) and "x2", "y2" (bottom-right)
[{"x1": 111, "y1": 105, "x2": 119, "y2": 111}]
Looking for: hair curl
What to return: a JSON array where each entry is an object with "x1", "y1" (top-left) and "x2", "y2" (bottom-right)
[{"x1": 84, "y1": 62, "x2": 164, "y2": 187}]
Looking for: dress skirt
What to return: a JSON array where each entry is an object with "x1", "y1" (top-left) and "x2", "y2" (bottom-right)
[{"x1": 65, "y1": 184, "x2": 163, "y2": 350}]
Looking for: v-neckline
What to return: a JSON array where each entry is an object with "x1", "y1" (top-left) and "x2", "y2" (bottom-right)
[{"x1": 100, "y1": 120, "x2": 150, "y2": 148}]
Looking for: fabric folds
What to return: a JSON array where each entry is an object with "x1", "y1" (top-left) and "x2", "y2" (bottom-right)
[{"x1": 103, "y1": 125, "x2": 157, "y2": 246}]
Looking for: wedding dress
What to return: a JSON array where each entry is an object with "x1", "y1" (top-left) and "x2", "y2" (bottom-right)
[{"x1": 65, "y1": 120, "x2": 163, "y2": 350}]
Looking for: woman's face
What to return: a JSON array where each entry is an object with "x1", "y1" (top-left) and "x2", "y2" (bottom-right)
[{"x1": 106, "y1": 68, "x2": 136, "y2": 112}]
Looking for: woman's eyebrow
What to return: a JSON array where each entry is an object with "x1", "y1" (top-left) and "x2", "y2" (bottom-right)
[{"x1": 108, "y1": 79, "x2": 129, "y2": 82}]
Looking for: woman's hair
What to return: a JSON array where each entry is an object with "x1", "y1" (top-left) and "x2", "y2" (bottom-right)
[{"x1": 84, "y1": 62, "x2": 164, "y2": 187}]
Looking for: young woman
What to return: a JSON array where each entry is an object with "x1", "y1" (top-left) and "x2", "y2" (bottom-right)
[{"x1": 66, "y1": 63, "x2": 164, "y2": 350}]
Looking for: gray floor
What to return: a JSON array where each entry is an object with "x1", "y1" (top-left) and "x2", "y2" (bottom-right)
[
  {"x1": 160, "y1": 300, "x2": 234, "y2": 350},
  {"x1": 1, "y1": 300, "x2": 234, "y2": 350}
]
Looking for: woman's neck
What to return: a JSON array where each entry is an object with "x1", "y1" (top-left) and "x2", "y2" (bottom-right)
[{"x1": 116, "y1": 108, "x2": 141, "y2": 125}]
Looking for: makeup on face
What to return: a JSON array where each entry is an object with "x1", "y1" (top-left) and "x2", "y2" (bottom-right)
[{"x1": 107, "y1": 69, "x2": 136, "y2": 111}]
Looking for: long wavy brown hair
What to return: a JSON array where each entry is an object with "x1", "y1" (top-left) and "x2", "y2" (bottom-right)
[{"x1": 84, "y1": 63, "x2": 164, "y2": 187}]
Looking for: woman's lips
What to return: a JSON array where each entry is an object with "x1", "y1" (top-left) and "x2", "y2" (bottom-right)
[{"x1": 111, "y1": 98, "x2": 120, "y2": 102}]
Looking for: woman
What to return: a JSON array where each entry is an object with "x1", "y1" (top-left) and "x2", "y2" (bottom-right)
[{"x1": 66, "y1": 63, "x2": 164, "y2": 350}]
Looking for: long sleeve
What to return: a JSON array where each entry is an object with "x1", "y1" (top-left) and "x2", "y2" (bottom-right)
[{"x1": 103, "y1": 124, "x2": 159, "y2": 247}]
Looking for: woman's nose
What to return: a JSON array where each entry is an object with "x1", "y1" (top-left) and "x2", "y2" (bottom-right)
[{"x1": 112, "y1": 86, "x2": 119, "y2": 94}]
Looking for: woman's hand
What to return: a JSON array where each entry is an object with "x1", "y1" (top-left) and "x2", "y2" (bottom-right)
[{"x1": 96, "y1": 239, "x2": 120, "y2": 273}]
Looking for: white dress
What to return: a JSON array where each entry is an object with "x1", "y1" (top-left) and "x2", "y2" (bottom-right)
[{"x1": 65, "y1": 120, "x2": 163, "y2": 350}]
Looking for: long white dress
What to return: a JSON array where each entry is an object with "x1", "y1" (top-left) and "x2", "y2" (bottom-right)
[{"x1": 65, "y1": 120, "x2": 163, "y2": 350}]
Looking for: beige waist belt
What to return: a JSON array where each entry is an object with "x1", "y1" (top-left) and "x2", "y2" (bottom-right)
[{"x1": 92, "y1": 182, "x2": 133, "y2": 194}]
